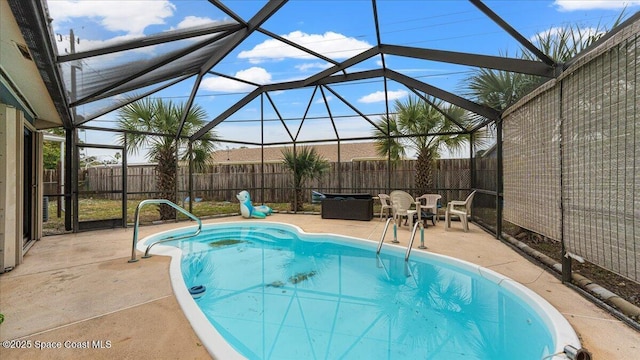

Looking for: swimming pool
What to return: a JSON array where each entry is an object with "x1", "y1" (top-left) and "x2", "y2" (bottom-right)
[{"x1": 140, "y1": 221, "x2": 581, "y2": 360}]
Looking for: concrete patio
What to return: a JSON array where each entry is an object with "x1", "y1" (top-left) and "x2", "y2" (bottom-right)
[{"x1": 1, "y1": 214, "x2": 638, "y2": 359}]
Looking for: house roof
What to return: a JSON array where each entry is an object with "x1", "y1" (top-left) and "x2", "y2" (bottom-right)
[
  {"x1": 2, "y1": 1, "x2": 69, "y2": 128},
  {"x1": 210, "y1": 142, "x2": 382, "y2": 163}
]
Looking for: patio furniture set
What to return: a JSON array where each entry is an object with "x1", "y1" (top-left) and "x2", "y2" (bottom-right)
[
  {"x1": 381, "y1": 191, "x2": 439, "y2": 229},
  {"x1": 318, "y1": 189, "x2": 476, "y2": 232},
  {"x1": 379, "y1": 190, "x2": 476, "y2": 232}
]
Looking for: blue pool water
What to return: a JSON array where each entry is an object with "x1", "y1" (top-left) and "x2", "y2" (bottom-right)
[{"x1": 143, "y1": 222, "x2": 579, "y2": 360}]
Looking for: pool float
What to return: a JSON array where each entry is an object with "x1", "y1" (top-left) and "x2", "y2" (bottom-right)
[{"x1": 236, "y1": 190, "x2": 272, "y2": 219}]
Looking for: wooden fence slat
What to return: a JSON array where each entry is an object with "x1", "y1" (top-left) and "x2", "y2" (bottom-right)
[{"x1": 45, "y1": 159, "x2": 490, "y2": 202}]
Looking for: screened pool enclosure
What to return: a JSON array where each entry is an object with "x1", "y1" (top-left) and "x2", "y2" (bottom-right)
[{"x1": 9, "y1": 1, "x2": 639, "y2": 293}]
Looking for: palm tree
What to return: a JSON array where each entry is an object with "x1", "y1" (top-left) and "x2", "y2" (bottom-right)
[
  {"x1": 465, "y1": 15, "x2": 626, "y2": 111},
  {"x1": 117, "y1": 97, "x2": 216, "y2": 220},
  {"x1": 281, "y1": 146, "x2": 329, "y2": 211},
  {"x1": 373, "y1": 95, "x2": 486, "y2": 194},
  {"x1": 465, "y1": 67, "x2": 539, "y2": 112}
]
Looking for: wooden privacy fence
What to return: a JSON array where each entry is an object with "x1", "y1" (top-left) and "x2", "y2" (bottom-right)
[
  {"x1": 45, "y1": 158, "x2": 489, "y2": 205},
  {"x1": 43, "y1": 168, "x2": 60, "y2": 196}
]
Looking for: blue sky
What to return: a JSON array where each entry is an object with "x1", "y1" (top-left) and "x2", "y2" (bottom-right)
[{"x1": 45, "y1": 0, "x2": 639, "y2": 163}]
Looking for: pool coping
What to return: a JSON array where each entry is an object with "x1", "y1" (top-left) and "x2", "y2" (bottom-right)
[{"x1": 140, "y1": 220, "x2": 582, "y2": 360}]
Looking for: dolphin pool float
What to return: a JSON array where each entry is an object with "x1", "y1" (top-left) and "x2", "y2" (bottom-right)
[{"x1": 236, "y1": 190, "x2": 273, "y2": 219}]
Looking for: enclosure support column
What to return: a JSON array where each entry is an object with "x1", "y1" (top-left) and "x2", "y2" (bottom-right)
[
  {"x1": 72, "y1": 130, "x2": 79, "y2": 232},
  {"x1": 123, "y1": 137, "x2": 128, "y2": 227},
  {"x1": 469, "y1": 132, "x2": 475, "y2": 191},
  {"x1": 337, "y1": 140, "x2": 341, "y2": 192},
  {"x1": 293, "y1": 143, "x2": 297, "y2": 213},
  {"x1": 64, "y1": 128, "x2": 74, "y2": 231},
  {"x1": 70, "y1": 29, "x2": 81, "y2": 232},
  {"x1": 559, "y1": 78, "x2": 571, "y2": 283},
  {"x1": 387, "y1": 148, "x2": 391, "y2": 193},
  {"x1": 562, "y1": 246, "x2": 572, "y2": 283},
  {"x1": 188, "y1": 141, "x2": 193, "y2": 214},
  {"x1": 260, "y1": 143, "x2": 265, "y2": 204},
  {"x1": 175, "y1": 144, "x2": 179, "y2": 221},
  {"x1": 261, "y1": 93, "x2": 265, "y2": 203},
  {"x1": 496, "y1": 118, "x2": 503, "y2": 239},
  {"x1": 56, "y1": 161, "x2": 62, "y2": 218},
  {"x1": 384, "y1": 77, "x2": 391, "y2": 194}
]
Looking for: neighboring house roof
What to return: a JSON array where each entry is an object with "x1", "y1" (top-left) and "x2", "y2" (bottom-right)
[
  {"x1": 210, "y1": 142, "x2": 382, "y2": 163},
  {"x1": 477, "y1": 144, "x2": 497, "y2": 158}
]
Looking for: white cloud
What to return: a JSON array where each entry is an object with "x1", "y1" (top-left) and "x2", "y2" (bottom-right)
[
  {"x1": 315, "y1": 96, "x2": 333, "y2": 104},
  {"x1": 553, "y1": 0, "x2": 640, "y2": 11},
  {"x1": 201, "y1": 67, "x2": 271, "y2": 92},
  {"x1": 175, "y1": 16, "x2": 219, "y2": 29},
  {"x1": 47, "y1": 0, "x2": 175, "y2": 35},
  {"x1": 295, "y1": 62, "x2": 333, "y2": 72},
  {"x1": 238, "y1": 31, "x2": 372, "y2": 64},
  {"x1": 55, "y1": 33, "x2": 158, "y2": 70},
  {"x1": 58, "y1": 34, "x2": 143, "y2": 53},
  {"x1": 358, "y1": 90, "x2": 408, "y2": 104}
]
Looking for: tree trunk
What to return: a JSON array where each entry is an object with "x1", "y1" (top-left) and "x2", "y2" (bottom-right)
[
  {"x1": 415, "y1": 147, "x2": 434, "y2": 195},
  {"x1": 156, "y1": 146, "x2": 177, "y2": 220},
  {"x1": 290, "y1": 187, "x2": 304, "y2": 211}
]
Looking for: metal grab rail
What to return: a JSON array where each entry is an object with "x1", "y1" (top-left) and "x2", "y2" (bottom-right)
[
  {"x1": 128, "y1": 199, "x2": 202, "y2": 263},
  {"x1": 405, "y1": 221, "x2": 426, "y2": 261},
  {"x1": 376, "y1": 217, "x2": 398, "y2": 254}
]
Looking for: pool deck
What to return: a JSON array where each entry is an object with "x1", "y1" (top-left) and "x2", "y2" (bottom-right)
[{"x1": 1, "y1": 214, "x2": 639, "y2": 359}]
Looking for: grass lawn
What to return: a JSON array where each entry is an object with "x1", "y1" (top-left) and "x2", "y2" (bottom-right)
[{"x1": 42, "y1": 198, "x2": 329, "y2": 234}]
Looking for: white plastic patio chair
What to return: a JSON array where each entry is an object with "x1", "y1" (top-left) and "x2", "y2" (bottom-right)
[
  {"x1": 416, "y1": 193, "x2": 441, "y2": 225},
  {"x1": 445, "y1": 190, "x2": 476, "y2": 232},
  {"x1": 389, "y1": 190, "x2": 420, "y2": 228},
  {"x1": 377, "y1": 194, "x2": 393, "y2": 220}
]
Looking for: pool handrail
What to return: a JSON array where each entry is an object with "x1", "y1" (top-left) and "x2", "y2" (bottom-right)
[
  {"x1": 128, "y1": 199, "x2": 202, "y2": 263},
  {"x1": 376, "y1": 217, "x2": 398, "y2": 254},
  {"x1": 406, "y1": 221, "x2": 425, "y2": 261}
]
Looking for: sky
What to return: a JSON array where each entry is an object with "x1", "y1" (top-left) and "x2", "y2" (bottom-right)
[{"x1": 44, "y1": 0, "x2": 640, "y2": 163}]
